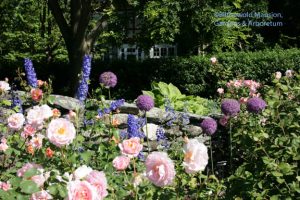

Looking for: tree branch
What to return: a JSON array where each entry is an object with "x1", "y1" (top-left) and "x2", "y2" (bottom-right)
[
  {"x1": 48, "y1": 0, "x2": 71, "y2": 46},
  {"x1": 75, "y1": 0, "x2": 92, "y2": 43},
  {"x1": 87, "y1": 15, "x2": 108, "y2": 47}
]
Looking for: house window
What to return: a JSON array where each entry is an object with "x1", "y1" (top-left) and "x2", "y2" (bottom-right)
[
  {"x1": 161, "y1": 48, "x2": 167, "y2": 57},
  {"x1": 154, "y1": 48, "x2": 160, "y2": 57}
]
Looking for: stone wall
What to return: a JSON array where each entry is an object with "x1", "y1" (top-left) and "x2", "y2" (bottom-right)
[{"x1": 1, "y1": 93, "x2": 221, "y2": 145}]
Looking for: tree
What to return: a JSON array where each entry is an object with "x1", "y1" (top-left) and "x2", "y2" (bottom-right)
[{"x1": 47, "y1": 0, "x2": 113, "y2": 94}]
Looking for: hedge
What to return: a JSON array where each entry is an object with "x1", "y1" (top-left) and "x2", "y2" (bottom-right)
[{"x1": 91, "y1": 48, "x2": 300, "y2": 100}]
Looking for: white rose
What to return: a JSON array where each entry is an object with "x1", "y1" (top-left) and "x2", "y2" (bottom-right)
[
  {"x1": 142, "y1": 123, "x2": 158, "y2": 141},
  {"x1": 0, "y1": 81, "x2": 10, "y2": 92},
  {"x1": 40, "y1": 105, "x2": 53, "y2": 120},
  {"x1": 285, "y1": 69, "x2": 293, "y2": 78},
  {"x1": 73, "y1": 165, "x2": 93, "y2": 180},
  {"x1": 7, "y1": 113, "x2": 25, "y2": 130},
  {"x1": 210, "y1": 57, "x2": 217, "y2": 64},
  {"x1": 275, "y1": 71, "x2": 282, "y2": 79},
  {"x1": 27, "y1": 106, "x2": 44, "y2": 129},
  {"x1": 183, "y1": 139, "x2": 208, "y2": 174}
]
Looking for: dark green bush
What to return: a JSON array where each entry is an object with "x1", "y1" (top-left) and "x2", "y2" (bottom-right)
[
  {"x1": 91, "y1": 48, "x2": 300, "y2": 100},
  {"x1": 1, "y1": 48, "x2": 300, "y2": 100}
]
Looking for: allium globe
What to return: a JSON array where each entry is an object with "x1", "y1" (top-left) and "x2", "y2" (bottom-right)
[
  {"x1": 200, "y1": 118, "x2": 217, "y2": 135},
  {"x1": 136, "y1": 95, "x2": 154, "y2": 111},
  {"x1": 246, "y1": 97, "x2": 267, "y2": 114},
  {"x1": 221, "y1": 99, "x2": 240, "y2": 116},
  {"x1": 99, "y1": 71, "x2": 117, "y2": 88}
]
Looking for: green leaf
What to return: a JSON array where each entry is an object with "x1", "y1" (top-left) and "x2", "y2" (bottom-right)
[
  {"x1": 270, "y1": 195, "x2": 279, "y2": 200},
  {"x1": 1, "y1": 99, "x2": 12, "y2": 106},
  {"x1": 47, "y1": 96, "x2": 56, "y2": 105},
  {"x1": 20, "y1": 180, "x2": 39, "y2": 194},
  {"x1": 271, "y1": 171, "x2": 283, "y2": 177},
  {"x1": 48, "y1": 184, "x2": 58, "y2": 195},
  {"x1": 9, "y1": 177, "x2": 22, "y2": 187},
  {"x1": 23, "y1": 168, "x2": 39, "y2": 179},
  {"x1": 58, "y1": 184, "x2": 67, "y2": 198},
  {"x1": 80, "y1": 151, "x2": 93, "y2": 163}
]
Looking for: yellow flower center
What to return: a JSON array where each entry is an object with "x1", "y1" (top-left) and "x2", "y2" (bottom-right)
[
  {"x1": 57, "y1": 127, "x2": 66, "y2": 135},
  {"x1": 184, "y1": 151, "x2": 193, "y2": 162}
]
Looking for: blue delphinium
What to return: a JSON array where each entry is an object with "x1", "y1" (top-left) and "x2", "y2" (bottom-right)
[
  {"x1": 110, "y1": 99, "x2": 125, "y2": 111},
  {"x1": 97, "y1": 99, "x2": 125, "y2": 117},
  {"x1": 127, "y1": 114, "x2": 145, "y2": 139},
  {"x1": 11, "y1": 95, "x2": 23, "y2": 113},
  {"x1": 24, "y1": 58, "x2": 37, "y2": 88},
  {"x1": 156, "y1": 126, "x2": 169, "y2": 148},
  {"x1": 76, "y1": 55, "x2": 92, "y2": 102}
]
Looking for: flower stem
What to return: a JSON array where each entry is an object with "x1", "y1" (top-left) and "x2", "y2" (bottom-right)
[
  {"x1": 229, "y1": 118, "x2": 233, "y2": 173},
  {"x1": 210, "y1": 137, "x2": 214, "y2": 175},
  {"x1": 145, "y1": 112, "x2": 150, "y2": 154}
]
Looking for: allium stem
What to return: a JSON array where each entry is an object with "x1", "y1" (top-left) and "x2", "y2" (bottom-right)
[
  {"x1": 145, "y1": 112, "x2": 150, "y2": 154},
  {"x1": 210, "y1": 137, "x2": 214, "y2": 175},
  {"x1": 108, "y1": 88, "x2": 111, "y2": 100},
  {"x1": 229, "y1": 118, "x2": 233, "y2": 173}
]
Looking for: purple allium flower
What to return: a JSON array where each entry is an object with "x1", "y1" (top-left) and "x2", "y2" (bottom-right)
[
  {"x1": 200, "y1": 117, "x2": 217, "y2": 135},
  {"x1": 221, "y1": 99, "x2": 240, "y2": 116},
  {"x1": 136, "y1": 95, "x2": 154, "y2": 111},
  {"x1": 24, "y1": 58, "x2": 37, "y2": 88},
  {"x1": 99, "y1": 71, "x2": 117, "y2": 88},
  {"x1": 76, "y1": 55, "x2": 92, "y2": 102},
  {"x1": 246, "y1": 97, "x2": 267, "y2": 114}
]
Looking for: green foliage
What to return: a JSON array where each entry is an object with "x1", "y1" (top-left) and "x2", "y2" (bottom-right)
[
  {"x1": 91, "y1": 48, "x2": 300, "y2": 100},
  {"x1": 143, "y1": 81, "x2": 216, "y2": 115},
  {"x1": 0, "y1": 0, "x2": 67, "y2": 64},
  {"x1": 225, "y1": 72, "x2": 300, "y2": 199}
]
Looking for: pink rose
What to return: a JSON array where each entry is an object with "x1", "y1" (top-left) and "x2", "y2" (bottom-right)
[
  {"x1": 217, "y1": 88, "x2": 224, "y2": 95},
  {"x1": 17, "y1": 163, "x2": 42, "y2": 177},
  {"x1": 67, "y1": 180, "x2": 98, "y2": 200},
  {"x1": 73, "y1": 165, "x2": 93, "y2": 180},
  {"x1": 113, "y1": 156, "x2": 130, "y2": 170},
  {"x1": 30, "y1": 190, "x2": 53, "y2": 200},
  {"x1": 118, "y1": 137, "x2": 143, "y2": 158},
  {"x1": 145, "y1": 152, "x2": 175, "y2": 187},
  {"x1": 17, "y1": 163, "x2": 48, "y2": 187},
  {"x1": 219, "y1": 115, "x2": 229, "y2": 127},
  {"x1": 183, "y1": 139, "x2": 208, "y2": 174},
  {"x1": 85, "y1": 171, "x2": 108, "y2": 199},
  {"x1": 7, "y1": 113, "x2": 25, "y2": 130},
  {"x1": 239, "y1": 97, "x2": 248, "y2": 104},
  {"x1": 31, "y1": 88, "x2": 43, "y2": 102},
  {"x1": 233, "y1": 80, "x2": 243, "y2": 88},
  {"x1": 21, "y1": 124, "x2": 36, "y2": 138},
  {"x1": 31, "y1": 174, "x2": 48, "y2": 187},
  {"x1": 0, "y1": 181, "x2": 11, "y2": 191},
  {"x1": 28, "y1": 134, "x2": 44, "y2": 149},
  {"x1": 47, "y1": 118, "x2": 76, "y2": 147},
  {"x1": 0, "y1": 138, "x2": 8, "y2": 152}
]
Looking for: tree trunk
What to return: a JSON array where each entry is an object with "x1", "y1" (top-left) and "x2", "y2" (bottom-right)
[
  {"x1": 48, "y1": 0, "x2": 107, "y2": 96},
  {"x1": 67, "y1": 40, "x2": 91, "y2": 96}
]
